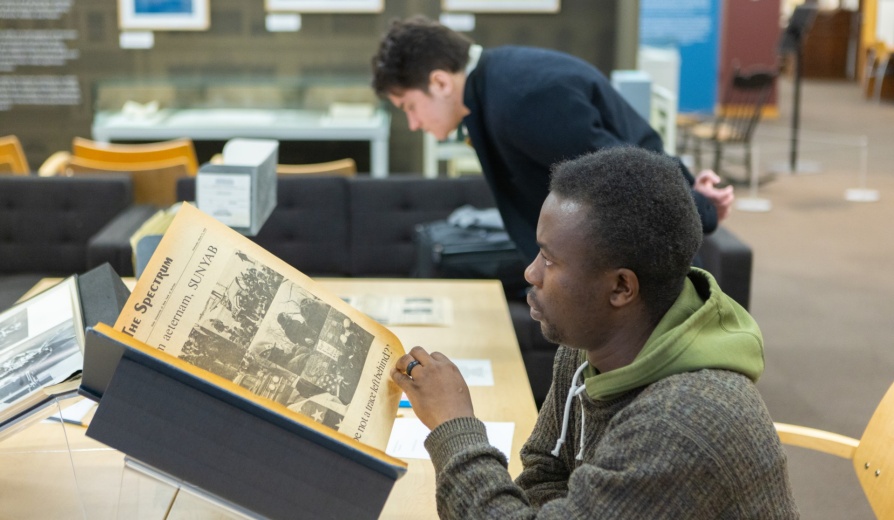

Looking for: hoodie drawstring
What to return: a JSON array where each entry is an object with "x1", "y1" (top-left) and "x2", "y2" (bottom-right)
[{"x1": 551, "y1": 361, "x2": 589, "y2": 459}]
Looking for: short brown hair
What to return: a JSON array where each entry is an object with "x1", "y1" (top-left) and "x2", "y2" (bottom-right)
[{"x1": 371, "y1": 16, "x2": 473, "y2": 98}]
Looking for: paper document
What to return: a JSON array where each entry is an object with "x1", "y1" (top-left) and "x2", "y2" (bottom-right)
[
  {"x1": 112, "y1": 203, "x2": 405, "y2": 450},
  {"x1": 342, "y1": 295, "x2": 453, "y2": 326},
  {"x1": 196, "y1": 173, "x2": 252, "y2": 228},
  {"x1": 387, "y1": 418, "x2": 514, "y2": 462},
  {"x1": 453, "y1": 358, "x2": 494, "y2": 386},
  {"x1": 399, "y1": 359, "x2": 492, "y2": 406},
  {"x1": 44, "y1": 398, "x2": 96, "y2": 426}
]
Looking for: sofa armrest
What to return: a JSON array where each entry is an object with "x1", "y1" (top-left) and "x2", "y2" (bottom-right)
[
  {"x1": 698, "y1": 226, "x2": 753, "y2": 310},
  {"x1": 87, "y1": 205, "x2": 160, "y2": 277}
]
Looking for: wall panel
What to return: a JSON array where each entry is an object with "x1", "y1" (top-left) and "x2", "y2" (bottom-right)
[{"x1": 0, "y1": 0, "x2": 619, "y2": 173}]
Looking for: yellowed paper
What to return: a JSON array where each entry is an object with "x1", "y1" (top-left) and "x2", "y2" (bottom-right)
[{"x1": 114, "y1": 203, "x2": 404, "y2": 450}]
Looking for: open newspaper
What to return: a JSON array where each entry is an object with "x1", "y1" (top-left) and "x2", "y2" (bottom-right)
[
  {"x1": 112, "y1": 203, "x2": 404, "y2": 450},
  {"x1": 0, "y1": 277, "x2": 84, "y2": 431}
]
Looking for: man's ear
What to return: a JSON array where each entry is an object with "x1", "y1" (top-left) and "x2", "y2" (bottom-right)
[
  {"x1": 428, "y1": 70, "x2": 455, "y2": 97},
  {"x1": 608, "y1": 268, "x2": 639, "y2": 308}
]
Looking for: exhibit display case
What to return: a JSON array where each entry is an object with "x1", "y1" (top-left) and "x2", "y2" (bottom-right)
[{"x1": 90, "y1": 77, "x2": 391, "y2": 177}]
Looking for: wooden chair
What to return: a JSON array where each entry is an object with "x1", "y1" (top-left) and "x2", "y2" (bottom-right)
[
  {"x1": 65, "y1": 156, "x2": 192, "y2": 206},
  {"x1": 863, "y1": 41, "x2": 893, "y2": 103},
  {"x1": 277, "y1": 158, "x2": 357, "y2": 176},
  {"x1": 209, "y1": 154, "x2": 357, "y2": 177},
  {"x1": 70, "y1": 137, "x2": 199, "y2": 174},
  {"x1": 38, "y1": 138, "x2": 199, "y2": 206},
  {"x1": 0, "y1": 135, "x2": 30, "y2": 175},
  {"x1": 688, "y1": 68, "x2": 776, "y2": 184},
  {"x1": 775, "y1": 381, "x2": 894, "y2": 519}
]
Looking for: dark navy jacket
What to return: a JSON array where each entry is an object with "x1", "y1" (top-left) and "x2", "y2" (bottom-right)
[{"x1": 463, "y1": 46, "x2": 717, "y2": 262}]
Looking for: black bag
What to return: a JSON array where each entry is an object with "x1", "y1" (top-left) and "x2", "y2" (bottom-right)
[{"x1": 413, "y1": 220, "x2": 529, "y2": 296}]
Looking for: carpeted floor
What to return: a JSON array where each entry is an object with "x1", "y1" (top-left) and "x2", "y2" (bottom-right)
[{"x1": 716, "y1": 76, "x2": 894, "y2": 519}]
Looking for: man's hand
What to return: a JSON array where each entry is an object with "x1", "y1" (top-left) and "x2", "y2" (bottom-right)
[
  {"x1": 391, "y1": 346, "x2": 474, "y2": 430},
  {"x1": 693, "y1": 169, "x2": 735, "y2": 222}
]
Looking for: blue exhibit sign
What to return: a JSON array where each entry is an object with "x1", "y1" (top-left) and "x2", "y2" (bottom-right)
[
  {"x1": 135, "y1": 0, "x2": 194, "y2": 15},
  {"x1": 639, "y1": 0, "x2": 720, "y2": 114}
]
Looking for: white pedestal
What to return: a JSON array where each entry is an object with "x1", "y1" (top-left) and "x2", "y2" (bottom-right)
[{"x1": 844, "y1": 188, "x2": 880, "y2": 202}]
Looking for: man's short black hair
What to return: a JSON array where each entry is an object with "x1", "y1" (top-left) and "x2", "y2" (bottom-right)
[
  {"x1": 549, "y1": 147, "x2": 702, "y2": 320},
  {"x1": 371, "y1": 15, "x2": 473, "y2": 98}
]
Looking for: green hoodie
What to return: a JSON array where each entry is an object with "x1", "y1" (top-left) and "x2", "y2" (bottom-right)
[{"x1": 584, "y1": 268, "x2": 764, "y2": 400}]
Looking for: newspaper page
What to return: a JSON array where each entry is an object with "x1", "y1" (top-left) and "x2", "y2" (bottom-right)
[
  {"x1": 113, "y1": 203, "x2": 404, "y2": 451},
  {"x1": 0, "y1": 277, "x2": 83, "y2": 422}
]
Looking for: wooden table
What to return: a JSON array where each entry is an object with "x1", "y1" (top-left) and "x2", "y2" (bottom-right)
[{"x1": 0, "y1": 278, "x2": 539, "y2": 519}]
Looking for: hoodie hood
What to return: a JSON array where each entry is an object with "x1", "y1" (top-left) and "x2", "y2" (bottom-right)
[{"x1": 583, "y1": 268, "x2": 764, "y2": 401}]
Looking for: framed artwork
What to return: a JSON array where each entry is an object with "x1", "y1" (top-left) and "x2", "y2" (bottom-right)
[
  {"x1": 266, "y1": 0, "x2": 384, "y2": 13},
  {"x1": 442, "y1": 0, "x2": 560, "y2": 12},
  {"x1": 119, "y1": 0, "x2": 210, "y2": 31}
]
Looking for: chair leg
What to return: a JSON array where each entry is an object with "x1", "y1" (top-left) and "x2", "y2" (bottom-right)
[
  {"x1": 745, "y1": 143, "x2": 752, "y2": 181},
  {"x1": 694, "y1": 139, "x2": 705, "y2": 172},
  {"x1": 713, "y1": 142, "x2": 723, "y2": 177},
  {"x1": 677, "y1": 128, "x2": 691, "y2": 156},
  {"x1": 874, "y1": 55, "x2": 891, "y2": 103}
]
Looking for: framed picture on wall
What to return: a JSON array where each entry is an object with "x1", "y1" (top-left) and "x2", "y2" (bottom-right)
[
  {"x1": 119, "y1": 0, "x2": 210, "y2": 31},
  {"x1": 266, "y1": 0, "x2": 384, "y2": 12},
  {"x1": 442, "y1": 0, "x2": 560, "y2": 12}
]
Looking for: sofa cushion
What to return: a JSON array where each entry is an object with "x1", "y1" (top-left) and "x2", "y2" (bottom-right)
[
  {"x1": 348, "y1": 176, "x2": 496, "y2": 277},
  {"x1": 698, "y1": 227, "x2": 753, "y2": 310},
  {"x1": 0, "y1": 176, "x2": 133, "y2": 275},
  {"x1": 0, "y1": 273, "x2": 45, "y2": 311},
  {"x1": 177, "y1": 176, "x2": 352, "y2": 276},
  {"x1": 87, "y1": 205, "x2": 163, "y2": 276}
]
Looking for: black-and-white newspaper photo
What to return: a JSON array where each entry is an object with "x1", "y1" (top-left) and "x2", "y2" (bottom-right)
[
  {"x1": 115, "y1": 203, "x2": 403, "y2": 449},
  {"x1": 0, "y1": 278, "x2": 83, "y2": 420},
  {"x1": 179, "y1": 252, "x2": 374, "y2": 430}
]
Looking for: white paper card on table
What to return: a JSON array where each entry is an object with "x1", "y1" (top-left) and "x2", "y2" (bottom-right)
[
  {"x1": 43, "y1": 398, "x2": 97, "y2": 426},
  {"x1": 386, "y1": 418, "x2": 514, "y2": 462},
  {"x1": 341, "y1": 295, "x2": 453, "y2": 326},
  {"x1": 452, "y1": 358, "x2": 494, "y2": 386},
  {"x1": 398, "y1": 357, "x2": 494, "y2": 406}
]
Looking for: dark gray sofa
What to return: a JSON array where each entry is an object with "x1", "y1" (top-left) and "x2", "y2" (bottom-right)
[
  {"x1": 87, "y1": 175, "x2": 753, "y2": 407},
  {"x1": 0, "y1": 175, "x2": 136, "y2": 310}
]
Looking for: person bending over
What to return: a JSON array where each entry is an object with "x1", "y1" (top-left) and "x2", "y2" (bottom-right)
[
  {"x1": 391, "y1": 147, "x2": 796, "y2": 519},
  {"x1": 372, "y1": 16, "x2": 734, "y2": 263}
]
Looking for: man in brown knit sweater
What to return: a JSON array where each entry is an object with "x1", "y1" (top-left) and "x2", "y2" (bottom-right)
[{"x1": 392, "y1": 147, "x2": 798, "y2": 518}]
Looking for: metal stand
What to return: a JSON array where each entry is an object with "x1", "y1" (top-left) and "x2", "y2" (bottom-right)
[
  {"x1": 0, "y1": 393, "x2": 89, "y2": 519},
  {"x1": 845, "y1": 143, "x2": 880, "y2": 202},
  {"x1": 778, "y1": 5, "x2": 818, "y2": 174},
  {"x1": 118, "y1": 458, "x2": 262, "y2": 519}
]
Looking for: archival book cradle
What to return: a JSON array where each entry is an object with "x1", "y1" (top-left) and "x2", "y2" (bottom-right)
[
  {"x1": 0, "y1": 392, "x2": 96, "y2": 518},
  {"x1": 82, "y1": 324, "x2": 406, "y2": 520},
  {"x1": 115, "y1": 456, "x2": 271, "y2": 519},
  {"x1": 0, "y1": 263, "x2": 130, "y2": 518},
  {"x1": 0, "y1": 263, "x2": 129, "y2": 433}
]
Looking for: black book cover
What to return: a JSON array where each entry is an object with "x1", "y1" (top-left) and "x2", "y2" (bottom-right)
[
  {"x1": 83, "y1": 326, "x2": 404, "y2": 520},
  {"x1": 76, "y1": 262, "x2": 131, "y2": 330}
]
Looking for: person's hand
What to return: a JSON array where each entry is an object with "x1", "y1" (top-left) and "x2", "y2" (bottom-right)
[
  {"x1": 693, "y1": 169, "x2": 735, "y2": 221},
  {"x1": 391, "y1": 346, "x2": 474, "y2": 431}
]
